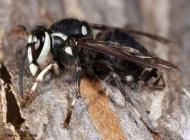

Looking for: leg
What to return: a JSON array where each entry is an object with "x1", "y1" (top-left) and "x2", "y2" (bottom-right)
[
  {"x1": 110, "y1": 72, "x2": 157, "y2": 133},
  {"x1": 94, "y1": 60, "x2": 158, "y2": 133},
  {"x1": 30, "y1": 63, "x2": 55, "y2": 92},
  {"x1": 63, "y1": 92, "x2": 78, "y2": 128},
  {"x1": 110, "y1": 70, "x2": 159, "y2": 134},
  {"x1": 64, "y1": 64, "x2": 82, "y2": 128},
  {"x1": 21, "y1": 63, "x2": 57, "y2": 106},
  {"x1": 110, "y1": 71, "x2": 142, "y2": 118},
  {"x1": 93, "y1": 60, "x2": 135, "y2": 106},
  {"x1": 110, "y1": 71, "x2": 135, "y2": 107}
]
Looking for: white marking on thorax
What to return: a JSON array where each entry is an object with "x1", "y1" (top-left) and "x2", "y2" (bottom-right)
[
  {"x1": 65, "y1": 46, "x2": 73, "y2": 56},
  {"x1": 36, "y1": 32, "x2": 51, "y2": 65},
  {"x1": 29, "y1": 63, "x2": 38, "y2": 76},
  {"x1": 51, "y1": 33, "x2": 68, "y2": 41},
  {"x1": 27, "y1": 47, "x2": 33, "y2": 63},
  {"x1": 81, "y1": 25, "x2": 88, "y2": 35},
  {"x1": 126, "y1": 75, "x2": 134, "y2": 82}
]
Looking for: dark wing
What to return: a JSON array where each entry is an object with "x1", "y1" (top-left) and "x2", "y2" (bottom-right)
[
  {"x1": 90, "y1": 23, "x2": 171, "y2": 44},
  {"x1": 72, "y1": 39, "x2": 178, "y2": 71},
  {"x1": 126, "y1": 30, "x2": 171, "y2": 44}
]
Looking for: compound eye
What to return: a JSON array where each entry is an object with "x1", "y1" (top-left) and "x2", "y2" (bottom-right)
[{"x1": 34, "y1": 39, "x2": 40, "y2": 50}]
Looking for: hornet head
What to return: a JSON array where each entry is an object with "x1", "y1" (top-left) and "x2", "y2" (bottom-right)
[{"x1": 27, "y1": 26, "x2": 53, "y2": 76}]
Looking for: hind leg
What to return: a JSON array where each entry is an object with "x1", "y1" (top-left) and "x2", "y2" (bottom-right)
[{"x1": 21, "y1": 63, "x2": 58, "y2": 107}]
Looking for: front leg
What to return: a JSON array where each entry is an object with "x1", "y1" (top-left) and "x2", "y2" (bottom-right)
[
  {"x1": 64, "y1": 65, "x2": 82, "y2": 128},
  {"x1": 21, "y1": 63, "x2": 57, "y2": 106}
]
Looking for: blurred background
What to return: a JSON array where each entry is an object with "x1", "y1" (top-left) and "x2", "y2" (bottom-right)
[{"x1": 0, "y1": 0, "x2": 190, "y2": 140}]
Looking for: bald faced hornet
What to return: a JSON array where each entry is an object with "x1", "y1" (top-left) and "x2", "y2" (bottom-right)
[{"x1": 18, "y1": 18, "x2": 177, "y2": 128}]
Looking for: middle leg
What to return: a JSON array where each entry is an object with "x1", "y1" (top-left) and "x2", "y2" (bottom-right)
[{"x1": 64, "y1": 61, "x2": 82, "y2": 128}]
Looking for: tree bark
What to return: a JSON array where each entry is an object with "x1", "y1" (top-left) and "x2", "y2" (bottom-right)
[{"x1": 0, "y1": 0, "x2": 189, "y2": 140}]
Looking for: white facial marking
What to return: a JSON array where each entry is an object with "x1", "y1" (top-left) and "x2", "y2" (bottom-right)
[
  {"x1": 51, "y1": 33, "x2": 67, "y2": 41},
  {"x1": 65, "y1": 46, "x2": 73, "y2": 56},
  {"x1": 81, "y1": 25, "x2": 87, "y2": 35},
  {"x1": 29, "y1": 63, "x2": 38, "y2": 76},
  {"x1": 27, "y1": 47, "x2": 33, "y2": 63},
  {"x1": 36, "y1": 32, "x2": 51, "y2": 65},
  {"x1": 28, "y1": 35, "x2": 33, "y2": 43}
]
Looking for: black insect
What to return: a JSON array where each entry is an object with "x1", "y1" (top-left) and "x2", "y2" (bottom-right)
[{"x1": 18, "y1": 18, "x2": 177, "y2": 129}]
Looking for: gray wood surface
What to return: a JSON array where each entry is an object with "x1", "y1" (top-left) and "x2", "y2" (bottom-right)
[{"x1": 0, "y1": 0, "x2": 189, "y2": 139}]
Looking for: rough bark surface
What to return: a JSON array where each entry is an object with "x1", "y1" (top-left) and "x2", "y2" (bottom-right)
[{"x1": 0, "y1": 0, "x2": 189, "y2": 140}]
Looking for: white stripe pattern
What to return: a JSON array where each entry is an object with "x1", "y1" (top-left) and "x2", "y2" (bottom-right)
[
  {"x1": 36, "y1": 32, "x2": 51, "y2": 65},
  {"x1": 27, "y1": 47, "x2": 33, "y2": 63}
]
